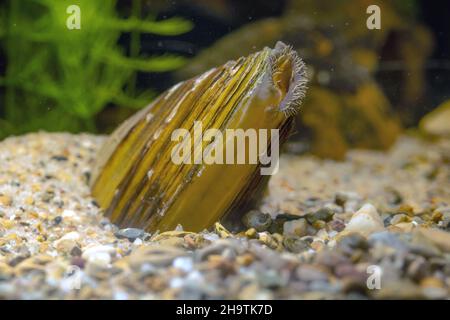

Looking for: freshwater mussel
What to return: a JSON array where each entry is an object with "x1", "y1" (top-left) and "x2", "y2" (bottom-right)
[{"x1": 91, "y1": 41, "x2": 308, "y2": 232}]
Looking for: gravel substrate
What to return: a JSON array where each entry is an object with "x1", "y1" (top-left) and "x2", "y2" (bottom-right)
[{"x1": 0, "y1": 132, "x2": 449, "y2": 299}]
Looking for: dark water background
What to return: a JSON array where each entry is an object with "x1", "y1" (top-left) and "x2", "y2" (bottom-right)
[{"x1": 0, "y1": 0, "x2": 449, "y2": 149}]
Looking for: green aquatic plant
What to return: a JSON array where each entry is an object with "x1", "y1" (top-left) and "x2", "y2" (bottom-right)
[{"x1": 0, "y1": 0, "x2": 192, "y2": 138}]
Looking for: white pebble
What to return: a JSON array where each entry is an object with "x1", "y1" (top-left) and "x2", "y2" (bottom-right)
[
  {"x1": 54, "y1": 232, "x2": 80, "y2": 251},
  {"x1": 173, "y1": 256, "x2": 194, "y2": 272},
  {"x1": 169, "y1": 277, "x2": 184, "y2": 288},
  {"x1": 203, "y1": 233, "x2": 219, "y2": 242},
  {"x1": 82, "y1": 245, "x2": 116, "y2": 265},
  {"x1": 58, "y1": 231, "x2": 80, "y2": 241},
  {"x1": 343, "y1": 203, "x2": 384, "y2": 237},
  {"x1": 62, "y1": 209, "x2": 76, "y2": 218},
  {"x1": 87, "y1": 252, "x2": 111, "y2": 267}
]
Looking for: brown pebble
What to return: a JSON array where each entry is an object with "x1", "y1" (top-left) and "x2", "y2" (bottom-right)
[
  {"x1": 406, "y1": 257, "x2": 428, "y2": 281},
  {"x1": 397, "y1": 204, "x2": 415, "y2": 216},
  {"x1": 390, "y1": 213, "x2": 410, "y2": 225},
  {"x1": 312, "y1": 220, "x2": 326, "y2": 230},
  {"x1": 70, "y1": 246, "x2": 83, "y2": 257},
  {"x1": 236, "y1": 254, "x2": 254, "y2": 266},
  {"x1": 329, "y1": 219, "x2": 346, "y2": 232},
  {"x1": 431, "y1": 210, "x2": 443, "y2": 223},
  {"x1": 420, "y1": 276, "x2": 444, "y2": 288},
  {"x1": 71, "y1": 256, "x2": 86, "y2": 269}
]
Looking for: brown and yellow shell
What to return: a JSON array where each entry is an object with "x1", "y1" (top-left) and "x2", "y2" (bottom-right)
[{"x1": 90, "y1": 41, "x2": 307, "y2": 233}]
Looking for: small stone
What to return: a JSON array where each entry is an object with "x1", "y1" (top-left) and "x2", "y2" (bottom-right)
[
  {"x1": 368, "y1": 231, "x2": 408, "y2": 252},
  {"x1": 258, "y1": 232, "x2": 279, "y2": 250},
  {"x1": 0, "y1": 195, "x2": 12, "y2": 207},
  {"x1": 8, "y1": 255, "x2": 29, "y2": 267},
  {"x1": 334, "y1": 191, "x2": 361, "y2": 212},
  {"x1": 214, "y1": 222, "x2": 232, "y2": 238},
  {"x1": 70, "y1": 256, "x2": 85, "y2": 269},
  {"x1": 24, "y1": 196, "x2": 34, "y2": 206},
  {"x1": 283, "y1": 219, "x2": 307, "y2": 237},
  {"x1": 55, "y1": 239, "x2": 78, "y2": 253},
  {"x1": 222, "y1": 247, "x2": 237, "y2": 261},
  {"x1": 0, "y1": 218, "x2": 14, "y2": 229},
  {"x1": 385, "y1": 187, "x2": 403, "y2": 205},
  {"x1": 236, "y1": 253, "x2": 254, "y2": 266},
  {"x1": 406, "y1": 257, "x2": 428, "y2": 281},
  {"x1": 87, "y1": 252, "x2": 111, "y2": 267},
  {"x1": 440, "y1": 217, "x2": 450, "y2": 231},
  {"x1": 374, "y1": 280, "x2": 424, "y2": 299},
  {"x1": 389, "y1": 221, "x2": 415, "y2": 233},
  {"x1": 412, "y1": 216, "x2": 424, "y2": 225},
  {"x1": 172, "y1": 256, "x2": 194, "y2": 272},
  {"x1": 335, "y1": 192, "x2": 349, "y2": 206},
  {"x1": 342, "y1": 204, "x2": 384, "y2": 237},
  {"x1": 58, "y1": 231, "x2": 80, "y2": 242},
  {"x1": 41, "y1": 190, "x2": 55, "y2": 202},
  {"x1": 283, "y1": 236, "x2": 309, "y2": 253},
  {"x1": 416, "y1": 228, "x2": 450, "y2": 252},
  {"x1": 51, "y1": 155, "x2": 68, "y2": 161},
  {"x1": 433, "y1": 206, "x2": 450, "y2": 220},
  {"x1": 422, "y1": 287, "x2": 448, "y2": 299},
  {"x1": 419, "y1": 99, "x2": 450, "y2": 136},
  {"x1": 115, "y1": 228, "x2": 145, "y2": 241},
  {"x1": 0, "y1": 262, "x2": 14, "y2": 280},
  {"x1": 276, "y1": 213, "x2": 305, "y2": 221},
  {"x1": 82, "y1": 245, "x2": 115, "y2": 266},
  {"x1": 52, "y1": 216, "x2": 63, "y2": 225},
  {"x1": 70, "y1": 246, "x2": 83, "y2": 257},
  {"x1": 334, "y1": 263, "x2": 364, "y2": 279},
  {"x1": 390, "y1": 213, "x2": 410, "y2": 225},
  {"x1": 329, "y1": 219, "x2": 346, "y2": 232},
  {"x1": 237, "y1": 283, "x2": 273, "y2": 300},
  {"x1": 129, "y1": 245, "x2": 187, "y2": 268},
  {"x1": 306, "y1": 207, "x2": 335, "y2": 224},
  {"x1": 271, "y1": 233, "x2": 283, "y2": 244},
  {"x1": 296, "y1": 265, "x2": 329, "y2": 282},
  {"x1": 420, "y1": 276, "x2": 445, "y2": 289},
  {"x1": 245, "y1": 228, "x2": 258, "y2": 238},
  {"x1": 409, "y1": 232, "x2": 442, "y2": 257},
  {"x1": 54, "y1": 232, "x2": 80, "y2": 252},
  {"x1": 62, "y1": 209, "x2": 76, "y2": 218},
  {"x1": 268, "y1": 217, "x2": 286, "y2": 234},
  {"x1": 383, "y1": 215, "x2": 393, "y2": 227},
  {"x1": 338, "y1": 234, "x2": 369, "y2": 254},
  {"x1": 242, "y1": 210, "x2": 272, "y2": 232},
  {"x1": 257, "y1": 269, "x2": 287, "y2": 288},
  {"x1": 310, "y1": 240, "x2": 325, "y2": 251},
  {"x1": 397, "y1": 204, "x2": 415, "y2": 216},
  {"x1": 312, "y1": 220, "x2": 326, "y2": 230},
  {"x1": 431, "y1": 210, "x2": 443, "y2": 223}
]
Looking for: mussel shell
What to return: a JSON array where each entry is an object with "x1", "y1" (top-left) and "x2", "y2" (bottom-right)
[{"x1": 91, "y1": 41, "x2": 307, "y2": 232}]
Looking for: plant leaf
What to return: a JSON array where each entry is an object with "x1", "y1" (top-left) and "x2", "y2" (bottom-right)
[
  {"x1": 104, "y1": 52, "x2": 188, "y2": 72},
  {"x1": 108, "y1": 17, "x2": 193, "y2": 35}
]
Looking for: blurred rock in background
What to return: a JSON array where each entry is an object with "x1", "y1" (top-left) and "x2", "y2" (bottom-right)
[
  {"x1": 168, "y1": 0, "x2": 436, "y2": 159},
  {"x1": 1, "y1": 0, "x2": 449, "y2": 160}
]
